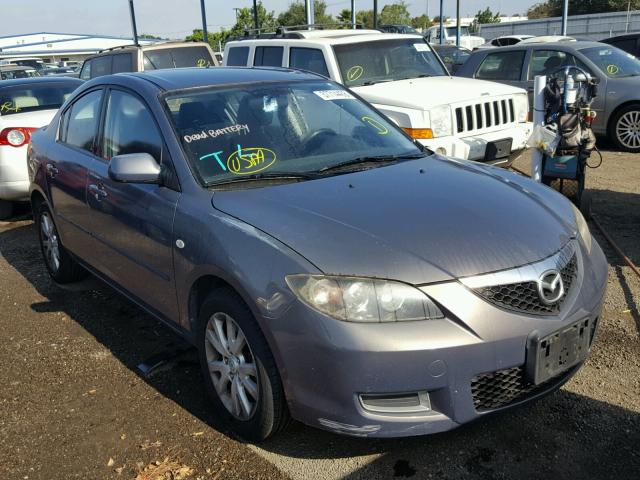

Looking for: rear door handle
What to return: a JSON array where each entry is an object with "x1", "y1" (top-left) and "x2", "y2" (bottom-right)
[
  {"x1": 88, "y1": 183, "x2": 108, "y2": 201},
  {"x1": 46, "y1": 163, "x2": 59, "y2": 178}
]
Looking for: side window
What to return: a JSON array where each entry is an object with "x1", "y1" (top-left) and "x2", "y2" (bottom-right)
[
  {"x1": 79, "y1": 60, "x2": 92, "y2": 80},
  {"x1": 102, "y1": 90, "x2": 162, "y2": 163},
  {"x1": 226, "y1": 46, "x2": 250, "y2": 66},
  {"x1": 528, "y1": 50, "x2": 590, "y2": 80},
  {"x1": 112, "y1": 53, "x2": 133, "y2": 74},
  {"x1": 91, "y1": 56, "x2": 112, "y2": 78},
  {"x1": 289, "y1": 48, "x2": 329, "y2": 77},
  {"x1": 64, "y1": 90, "x2": 103, "y2": 153},
  {"x1": 476, "y1": 50, "x2": 525, "y2": 81},
  {"x1": 254, "y1": 46, "x2": 283, "y2": 67}
]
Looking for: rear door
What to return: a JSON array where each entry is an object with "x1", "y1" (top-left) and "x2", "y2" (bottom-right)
[
  {"x1": 84, "y1": 88, "x2": 180, "y2": 320},
  {"x1": 47, "y1": 88, "x2": 104, "y2": 258}
]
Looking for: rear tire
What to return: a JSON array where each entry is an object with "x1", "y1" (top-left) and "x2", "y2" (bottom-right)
[
  {"x1": 197, "y1": 287, "x2": 290, "y2": 442},
  {"x1": 36, "y1": 203, "x2": 86, "y2": 283},
  {"x1": 0, "y1": 200, "x2": 13, "y2": 220},
  {"x1": 609, "y1": 104, "x2": 640, "y2": 152}
]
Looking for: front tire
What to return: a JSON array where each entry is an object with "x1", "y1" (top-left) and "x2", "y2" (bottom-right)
[
  {"x1": 197, "y1": 288, "x2": 289, "y2": 442},
  {"x1": 609, "y1": 104, "x2": 640, "y2": 152},
  {"x1": 0, "y1": 199, "x2": 13, "y2": 220},
  {"x1": 36, "y1": 203, "x2": 86, "y2": 283}
]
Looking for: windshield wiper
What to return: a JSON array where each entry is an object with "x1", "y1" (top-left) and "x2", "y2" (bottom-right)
[
  {"x1": 316, "y1": 153, "x2": 425, "y2": 175},
  {"x1": 362, "y1": 79, "x2": 394, "y2": 86},
  {"x1": 208, "y1": 172, "x2": 317, "y2": 187}
]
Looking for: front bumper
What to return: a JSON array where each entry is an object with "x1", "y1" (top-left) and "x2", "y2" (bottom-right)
[
  {"x1": 268, "y1": 238, "x2": 607, "y2": 438},
  {"x1": 420, "y1": 122, "x2": 532, "y2": 165}
]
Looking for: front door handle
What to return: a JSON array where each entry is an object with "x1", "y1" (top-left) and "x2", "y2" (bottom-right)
[
  {"x1": 88, "y1": 183, "x2": 108, "y2": 201},
  {"x1": 46, "y1": 163, "x2": 59, "y2": 178}
]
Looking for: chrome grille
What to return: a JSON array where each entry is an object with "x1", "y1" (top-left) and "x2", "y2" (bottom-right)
[{"x1": 455, "y1": 98, "x2": 515, "y2": 134}]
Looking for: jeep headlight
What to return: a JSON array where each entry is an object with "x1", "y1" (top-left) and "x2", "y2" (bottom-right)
[
  {"x1": 514, "y1": 93, "x2": 529, "y2": 123},
  {"x1": 428, "y1": 105, "x2": 453, "y2": 137},
  {"x1": 571, "y1": 204, "x2": 592, "y2": 253},
  {"x1": 285, "y1": 275, "x2": 444, "y2": 323}
]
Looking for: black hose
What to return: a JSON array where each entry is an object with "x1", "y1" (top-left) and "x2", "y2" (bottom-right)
[{"x1": 587, "y1": 146, "x2": 603, "y2": 169}]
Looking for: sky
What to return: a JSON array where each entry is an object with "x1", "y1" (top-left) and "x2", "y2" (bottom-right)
[{"x1": 0, "y1": 0, "x2": 539, "y2": 40}]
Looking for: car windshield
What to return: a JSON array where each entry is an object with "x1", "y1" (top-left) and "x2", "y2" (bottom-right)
[
  {"x1": 579, "y1": 45, "x2": 640, "y2": 77},
  {"x1": 164, "y1": 80, "x2": 423, "y2": 187},
  {"x1": 334, "y1": 38, "x2": 447, "y2": 87},
  {"x1": 446, "y1": 26, "x2": 470, "y2": 36},
  {"x1": 1, "y1": 68, "x2": 40, "y2": 80},
  {"x1": 0, "y1": 82, "x2": 78, "y2": 115},
  {"x1": 143, "y1": 46, "x2": 215, "y2": 69}
]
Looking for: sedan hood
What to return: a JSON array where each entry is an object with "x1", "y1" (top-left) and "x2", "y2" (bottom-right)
[
  {"x1": 212, "y1": 157, "x2": 576, "y2": 284},
  {"x1": 351, "y1": 76, "x2": 526, "y2": 110}
]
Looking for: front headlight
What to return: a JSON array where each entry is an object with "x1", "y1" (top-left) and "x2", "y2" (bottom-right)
[
  {"x1": 285, "y1": 275, "x2": 444, "y2": 323},
  {"x1": 514, "y1": 93, "x2": 529, "y2": 123},
  {"x1": 571, "y1": 203, "x2": 592, "y2": 253},
  {"x1": 428, "y1": 105, "x2": 453, "y2": 138}
]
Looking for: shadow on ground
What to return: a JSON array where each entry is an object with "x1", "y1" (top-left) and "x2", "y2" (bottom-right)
[{"x1": 0, "y1": 201, "x2": 638, "y2": 479}]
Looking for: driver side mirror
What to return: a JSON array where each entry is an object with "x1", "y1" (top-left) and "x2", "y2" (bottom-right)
[{"x1": 108, "y1": 153, "x2": 161, "y2": 184}]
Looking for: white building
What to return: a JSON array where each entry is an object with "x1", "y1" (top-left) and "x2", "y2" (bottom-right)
[{"x1": 0, "y1": 32, "x2": 156, "y2": 64}]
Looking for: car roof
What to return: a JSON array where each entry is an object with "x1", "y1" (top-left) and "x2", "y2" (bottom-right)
[
  {"x1": 473, "y1": 40, "x2": 604, "y2": 53},
  {"x1": 227, "y1": 30, "x2": 420, "y2": 46},
  {"x1": 120, "y1": 66, "x2": 326, "y2": 91},
  {"x1": 604, "y1": 32, "x2": 640, "y2": 40},
  {"x1": 0, "y1": 65, "x2": 33, "y2": 71},
  {"x1": 0, "y1": 76, "x2": 83, "y2": 87}
]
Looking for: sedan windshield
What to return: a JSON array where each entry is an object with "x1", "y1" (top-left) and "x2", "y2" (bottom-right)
[
  {"x1": 334, "y1": 38, "x2": 448, "y2": 87},
  {"x1": 579, "y1": 46, "x2": 640, "y2": 78},
  {"x1": 164, "y1": 80, "x2": 422, "y2": 186}
]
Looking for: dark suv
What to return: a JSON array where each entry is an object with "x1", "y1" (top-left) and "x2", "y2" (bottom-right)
[
  {"x1": 602, "y1": 32, "x2": 640, "y2": 57},
  {"x1": 79, "y1": 41, "x2": 218, "y2": 80}
]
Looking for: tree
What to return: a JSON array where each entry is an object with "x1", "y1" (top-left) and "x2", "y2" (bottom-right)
[
  {"x1": 379, "y1": 1, "x2": 411, "y2": 25},
  {"x1": 356, "y1": 9, "x2": 375, "y2": 29},
  {"x1": 139, "y1": 33, "x2": 163, "y2": 40},
  {"x1": 277, "y1": 1, "x2": 334, "y2": 27},
  {"x1": 474, "y1": 7, "x2": 501, "y2": 24},
  {"x1": 186, "y1": 28, "x2": 230, "y2": 51},
  {"x1": 411, "y1": 14, "x2": 431, "y2": 31},
  {"x1": 229, "y1": 1, "x2": 277, "y2": 34}
]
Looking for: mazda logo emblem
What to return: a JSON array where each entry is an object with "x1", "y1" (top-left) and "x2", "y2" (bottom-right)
[{"x1": 537, "y1": 270, "x2": 564, "y2": 305}]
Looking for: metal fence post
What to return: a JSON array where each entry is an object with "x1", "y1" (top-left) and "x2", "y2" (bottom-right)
[{"x1": 531, "y1": 75, "x2": 546, "y2": 182}]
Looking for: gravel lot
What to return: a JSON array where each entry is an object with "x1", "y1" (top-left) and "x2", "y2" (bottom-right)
[{"x1": 1, "y1": 149, "x2": 638, "y2": 480}]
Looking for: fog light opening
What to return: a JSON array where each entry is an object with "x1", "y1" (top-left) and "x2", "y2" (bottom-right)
[{"x1": 359, "y1": 391, "x2": 431, "y2": 414}]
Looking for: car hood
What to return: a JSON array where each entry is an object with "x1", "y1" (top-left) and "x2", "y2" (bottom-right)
[
  {"x1": 211, "y1": 156, "x2": 576, "y2": 284},
  {"x1": 351, "y1": 76, "x2": 526, "y2": 110}
]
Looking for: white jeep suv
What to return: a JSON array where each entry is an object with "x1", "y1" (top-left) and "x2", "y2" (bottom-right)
[{"x1": 223, "y1": 30, "x2": 531, "y2": 165}]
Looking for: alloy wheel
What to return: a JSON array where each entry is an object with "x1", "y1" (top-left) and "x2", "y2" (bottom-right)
[
  {"x1": 615, "y1": 110, "x2": 640, "y2": 149},
  {"x1": 204, "y1": 312, "x2": 259, "y2": 420},
  {"x1": 40, "y1": 212, "x2": 60, "y2": 273}
]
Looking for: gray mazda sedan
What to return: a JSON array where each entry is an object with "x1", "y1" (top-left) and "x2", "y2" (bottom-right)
[{"x1": 28, "y1": 67, "x2": 607, "y2": 441}]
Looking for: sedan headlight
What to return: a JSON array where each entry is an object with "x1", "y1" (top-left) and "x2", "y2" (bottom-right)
[
  {"x1": 285, "y1": 275, "x2": 444, "y2": 323},
  {"x1": 514, "y1": 93, "x2": 529, "y2": 123},
  {"x1": 428, "y1": 105, "x2": 453, "y2": 138},
  {"x1": 571, "y1": 203, "x2": 592, "y2": 253}
]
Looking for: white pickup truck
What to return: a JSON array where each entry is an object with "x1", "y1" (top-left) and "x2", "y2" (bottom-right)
[{"x1": 224, "y1": 30, "x2": 531, "y2": 165}]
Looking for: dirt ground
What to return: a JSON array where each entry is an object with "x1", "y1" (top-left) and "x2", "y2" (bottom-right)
[{"x1": 0, "y1": 149, "x2": 639, "y2": 480}]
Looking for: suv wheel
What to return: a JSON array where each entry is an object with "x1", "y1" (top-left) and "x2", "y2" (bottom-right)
[
  {"x1": 610, "y1": 104, "x2": 640, "y2": 152},
  {"x1": 197, "y1": 288, "x2": 289, "y2": 442},
  {"x1": 36, "y1": 203, "x2": 86, "y2": 283},
  {"x1": 0, "y1": 200, "x2": 13, "y2": 220}
]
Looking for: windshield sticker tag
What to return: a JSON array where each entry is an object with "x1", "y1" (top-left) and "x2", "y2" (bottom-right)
[
  {"x1": 606, "y1": 64, "x2": 619, "y2": 75},
  {"x1": 263, "y1": 96, "x2": 278, "y2": 112},
  {"x1": 346, "y1": 65, "x2": 364, "y2": 81},
  {"x1": 199, "y1": 151, "x2": 226, "y2": 171},
  {"x1": 413, "y1": 43, "x2": 431, "y2": 52},
  {"x1": 0, "y1": 101, "x2": 20, "y2": 113},
  {"x1": 183, "y1": 124, "x2": 250, "y2": 143},
  {"x1": 227, "y1": 144, "x2": 277, "y2": 175},
  {"x1": 313, "y1": 90, "x2": 355, "y2": 101},
  {"x1": 361, "y1": 116, "x2": 389, "y2": 135},
  {"x1": 196, "y1": 58, "x2": 208, "y2": 67}
]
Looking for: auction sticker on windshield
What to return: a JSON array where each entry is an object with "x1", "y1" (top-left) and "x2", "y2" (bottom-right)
[
  {"x1": 314, "y1": 90, "x2": 355, "y2": 101},
  {"x1": 413, "y1": 43, "x2": 431, "y2": 52}
]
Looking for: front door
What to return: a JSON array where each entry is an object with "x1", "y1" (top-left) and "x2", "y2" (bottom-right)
[
  {"x1": 47, "y1": 88, "x2": 104, "y2": 258},
  {"x1": 85, "y1": 88, "x2": 180, "y2": 322}
]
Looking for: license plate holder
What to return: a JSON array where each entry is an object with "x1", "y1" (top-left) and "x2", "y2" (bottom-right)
[
  {"x1": 525, "y1": 318, "x2": 591, "y2": 385},
  {"x1": 484, "y1": 138, "x2": 513, "y2": 161}
]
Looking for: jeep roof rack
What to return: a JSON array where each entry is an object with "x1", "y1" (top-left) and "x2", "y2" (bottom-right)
[{"x1": 227, "y1": 23, "x2": 364, "y2": 42}]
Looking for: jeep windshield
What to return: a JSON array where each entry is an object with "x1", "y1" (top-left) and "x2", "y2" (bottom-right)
[
  {"x1": 164, "y1": 80, "x2": 423, "y2": 187},
  {"x1": 334, "y1": 38, "x2": 448, "y2": 87}
]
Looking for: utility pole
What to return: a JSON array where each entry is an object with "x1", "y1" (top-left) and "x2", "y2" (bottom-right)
[
  {"x1": 128, "y1": 0, "x2": 139, "y2": 46},
  {"x1": 305, "y1": 0, "x2": 314, "y2": 26},
  {"x1": 253, "y1": 0, "x2": 259, "y2": 31},
  {"x1": 439, "y1": 0, "x2": 444, "y2": 45},
  {"x1": 456, "y1": 0, "x2": 460, "y2": 47},
  {"x1": 200, "y1": 0, "x2": 208, "y2": 43},
  {"x1": 233, "y1": 7, "x2": 240, "y2": 23},
  {"x1": 351, "y1": 0, "x2": 356, "y2": 29},
  {"x1": 561, "y1": 0, "x2": 568, "y2": 36},
  {"x1": 373, "y1": 0, "x2": 378, "y2": 29}
]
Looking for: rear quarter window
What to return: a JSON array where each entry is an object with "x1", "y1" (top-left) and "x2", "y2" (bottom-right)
[
  {"x1": 225, "y1": 46, "x2": 250, "y2": 66},
  {"x1": 112, "y1": 53, "x2": 134, "y2": 73},
  {"x1": 253, "y1": 46, "x2": 283, "y2": 67},
  {"x1": 476, "y1": 50, "x2": 525, "y2": 81}
]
